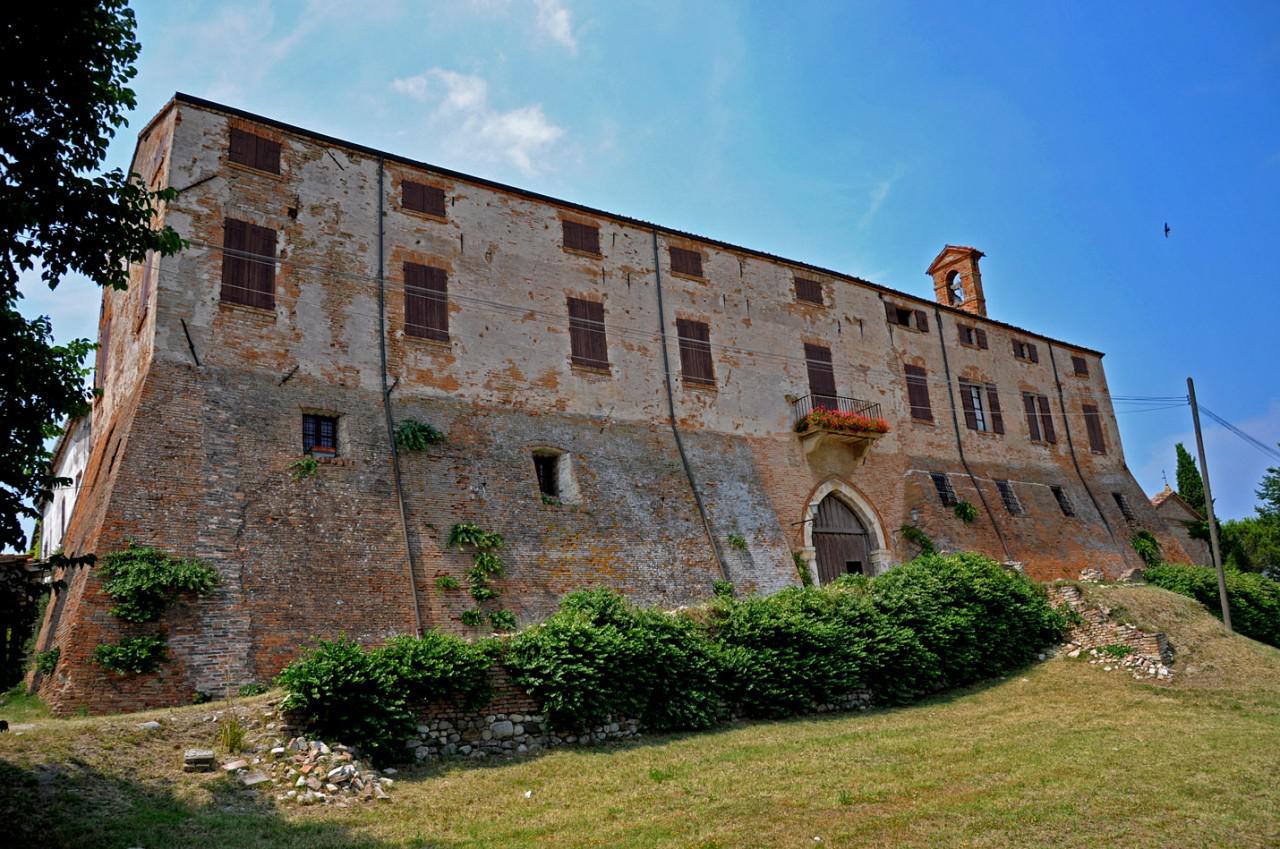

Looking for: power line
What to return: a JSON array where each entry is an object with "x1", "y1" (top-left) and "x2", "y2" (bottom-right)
[{"x1": 1199, "y1": 405, "x2": 1280, "y2": 462}]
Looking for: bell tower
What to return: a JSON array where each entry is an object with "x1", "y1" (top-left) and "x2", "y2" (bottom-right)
[{"x1": 927, "y1": 245, "x2": 987, "y2": 318}]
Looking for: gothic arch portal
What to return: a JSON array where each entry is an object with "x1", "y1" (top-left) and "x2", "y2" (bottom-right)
[{"x1": 800, "y1": 480, "x2": 893, "y2": 584}]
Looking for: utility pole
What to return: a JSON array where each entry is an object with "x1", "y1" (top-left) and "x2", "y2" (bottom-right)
[{"x1": 1187, "y1": 377, "x2": 1232, "y2": 634}]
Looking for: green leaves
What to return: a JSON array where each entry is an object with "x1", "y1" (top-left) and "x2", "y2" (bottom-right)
[
  {"x1": 394, "y1": 419, "x2": 446, "y2": 452},
  {"x1": 98, "y1": 544, "x2": 219, "y2": 623},
  {"x1": 276, "y1": 632, "x2": 492, "y2": 761},
  {"x1": 93, "y1": 635, "x2": 167, "y2": 675},
  {"x1": 1145, "y1": 561, "x2": 1280, "y2": 647}
]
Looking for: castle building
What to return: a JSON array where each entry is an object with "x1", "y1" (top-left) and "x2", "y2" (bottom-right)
[{"x1": 32, "y1": 94, "x2": 1189, "y2": 713}]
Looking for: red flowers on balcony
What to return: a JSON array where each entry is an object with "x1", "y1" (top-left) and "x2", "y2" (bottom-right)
[{"x1": 796, "y1": 407, "x2": 891, "y2": 436}]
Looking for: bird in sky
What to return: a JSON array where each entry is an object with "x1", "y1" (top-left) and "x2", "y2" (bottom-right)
[{"x1": 1164, "y1": 222, "x2": 1171, "y2": 238}]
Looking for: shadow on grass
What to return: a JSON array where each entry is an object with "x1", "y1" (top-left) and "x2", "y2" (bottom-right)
[{"x1": 0, "y1": 757, "x2": 447, "y2": 849}]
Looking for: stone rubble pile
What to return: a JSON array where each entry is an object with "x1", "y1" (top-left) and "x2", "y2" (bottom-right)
[
  {"x1": 1066, "y1": 646, "x2": 1173, "y2": 680},
  {"x1": 405, "y1": 712, "x2": 640, "y2": 761},
  {"x1": 259, "y1": 736, "x2": 394, "y2": 806}
]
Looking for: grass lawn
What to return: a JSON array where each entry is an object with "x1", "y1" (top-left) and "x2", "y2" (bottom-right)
[{"x1": 2, "y1": 585, "x2": 1278, "y2": 848}]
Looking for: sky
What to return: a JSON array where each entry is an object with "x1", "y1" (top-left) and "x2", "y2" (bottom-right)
[{"x1": 14, "y1": 0, "x2": 1280, "y2": 548}]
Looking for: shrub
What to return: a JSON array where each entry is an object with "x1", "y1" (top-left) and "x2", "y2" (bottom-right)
[
  {"x1": 953, "y1": 501, "x2": 978, "y2": 523},
  {"x1": 435, "y1": 575, "x2": 461, "y2": 591},
  {"x1": 395, "y1": 419, "x2": 446, "y2": 451},
  {"x1": 276, "y1": 631, "x2": 491, "y2": 761},
  {"x1": 726, "y1": 533, "x2": 748, "y2": 552},
  {"x1": 34, "y1": 647, "x2": 59, "y2": 675},
  {"x1": 93, "y1": 635, "x2": 168, "y2": 675},
  {"x1": 506, "y1": 589, "x2": 724, "y2": 733},
  {"x1": 289, "y1": 456, "x2": 319, "y2": 480},
  {"x1": 1099, "y1": 643, "x2": 1133, "y2": 659},
  {"x1": 238, "y1": 682, "x2": 269, "y2": 697},
  {"x1": 98, "y1": 544, "x2": 219, "y2": 623},
  {"x1": 487, "y1": 609, "x2": 517, "y2": 631},
  {"x1": 793, "y1": 552, "x2": 813, "y2": 587},
  {"x1": 1145, "y1": 561, "x2": 1280, "y2": 647},
  {"x1": 1131, "y1": 530, "x2": 1163, "y2": 569},
  {"x1": 192, "y1": 690, "x2": 212, "y2": 704}
]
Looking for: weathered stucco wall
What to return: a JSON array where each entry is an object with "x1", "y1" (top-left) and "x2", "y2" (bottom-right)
[{"x1": 34, "y1": 95, "x2": 1186, "y2": 714}]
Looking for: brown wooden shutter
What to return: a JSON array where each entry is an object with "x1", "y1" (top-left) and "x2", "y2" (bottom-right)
[
  {"x1": 229, "y1": 128, "x2": 255, "y2": 167},
  {"x1": 1083, "y1": 403, "x2": 1106, "y2": 453},
  {"x1": 249, "y1": 224, "x2": 276, "y2": 309},
  {"x1": 914, "y1": 309, "x2": 929, "y2": 332},
  {"x1": 884, "y1": 301, "x2": 898, "y2": 324},
  {"x1": 1037, "y1": 395, "x2": 1056, "y2": 443},
  {"x1": 804, "y1": 344, "x2": 837, "y2": 407},
  {"x1": 959, "y1": 380, "x2": 978, "y2": 430},
  {"x1": 1023, "y1": 393, "x2": 1041, "y2": 442},
  {"x1": 1028, "y1": 343, "x2": 1040, "y2": 363},
  {"x1": 1012, "y1": 340, "x2": 1022, "y2": 358},
  {"x1": 958, "y1": 325, "x2": 973, "y2": 345},
  {"x1": 986, "y1": 384, "x2": 1004, "y2": 434},
  {"x1": 220, "y1": 218, "x2": 251, "y2": 306},
  {"x1": 670, "y1": 247, "x2": 702, "y2": 277},
  {"x1": 1072, "y1": 355, "x2": 1089, "y2": 376},
  {"x1": 255, "y1": 135, "x2": 281, "y2": 173},
  {"x1": 568, "y1": 297, "x2": 608, "y2": 367},
  {"x1": 905, "y1": 364, "x2": 932, "y2": 421},
  {"x1": 794, "y1": 277, "x2": 823, "y2": 304},
  {"x1": 975, "y1": 328, "x2": 988, "y2": 349},
  {"x1": 563, "y1": 221, "x2": 601, "y2": 255},
  {"x1": 405, "y1": 262, "x2": 448, "y2": 340},
  {"x1": 676, "y1": 319, "x2": 714, "y2": 385},
  {"x1": 403, "y1": 181, "x2": 445, "y2": 217},
  {"x1": 424, "y1": 266, "x2": 448, "y2": 340}
]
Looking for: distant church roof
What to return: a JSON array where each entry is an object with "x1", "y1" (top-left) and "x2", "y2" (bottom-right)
[{"x1": 1151, "y1": 485, "x2": 1204, "y2": 520}]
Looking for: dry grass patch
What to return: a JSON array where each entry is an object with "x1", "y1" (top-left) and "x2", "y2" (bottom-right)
[{"x1": 2, "y1": 585, "x2": 1279, "y2": 848}]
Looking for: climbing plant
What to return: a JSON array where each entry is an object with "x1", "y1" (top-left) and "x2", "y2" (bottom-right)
[
  {"x1": 900, "y1": 524, "x2": 935, "y2": 556},
  {"x1": 953, "y1": 501, "x2": 978, "y2": 524},
  {"x1": 98, "y1": 544, "x2": 219, "y2": 623},
  {"x1": 395, "y1": 419, "x2": 446, "y2": 452},
  {"x1": 447, "y1": 523, "x2": 515, "y2": 631},
  {"x1": 93, "y1": 635, "x2": 168, "y2": 675}
]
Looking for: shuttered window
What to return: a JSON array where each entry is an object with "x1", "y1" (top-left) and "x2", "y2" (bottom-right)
[
  {"x1": 561, "y1": 220, "x2": 601, "y2": 255},
  {"x1": 930, "y1": 472, "x2": 958, "y2": 507},
  {"x1": 404, "y1": 262, "x2": 449, "y2": 341},
  {"x1": 402, "y1": 181, "x2": 447, "y2": 218},
  {"x1": 958, "y1": 325, "x2": 988, "y2": 349},
  {"x1": 794, "y1": 277, "x2": 824, "y2": 305},
  {"x1": 1013, "y1": 339, "x2": 1040, "y2": 363},
  {"x1": 302, "y1": 414, "x2": 338, "y2": 456},
  {"x1": 905, "y1": 364, "x2": 933, "y2": 421},
  {"x1": 975, "y1": 327, "x2": 988, "y2": 349},
  {"x1": 676, "y1": 319, "x2": 715, "y2": 385},
  {"x1": 568, "y1": 297, "x2": 609, "y2": 368},
  {"x1": 670, "y1": 246, "x2": 703, "y2": 277},
  {"x1": 884, "y1": 302, "x2": 928, "y2": 331},
  {"x1": 996, "y1": 480, "x2": 1025, "y2": 515},
  {"x1": 1083, "y1": 403, "x2": 1107, "y2": 453},
  {"x1": 228, "y1": 128, "x2": 281, "y2": 174},
  {"x1": 1072, "y1": 355, "x2": 1089, "y2": 377},
  {"x1": 986, "y1": 384, "x2": 1004, "y2": 434},
  {"x1": 1022, "y1": 392, "x2": 1056, "y2": 443},
  {"x1": 959, "y1": 379, "x2": 987, "y2": 432},
  {"x1": 220, "y1": 218, "x2": 277, "y2": 310},
  {"x1": 804, "y1": 343, "x2": 838, "y2": 407},
  {"x1": 1051, "y1": 485, "x2": 1076, "y2": 517}
]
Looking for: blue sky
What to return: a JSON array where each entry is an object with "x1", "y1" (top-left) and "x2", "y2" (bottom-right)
[{"x1": 16, "y1": 1, "x2": 1280, "y2": 544}]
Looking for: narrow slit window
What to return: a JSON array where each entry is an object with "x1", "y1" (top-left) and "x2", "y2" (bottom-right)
[
  {"x1": 302, "y1": 414, "x2": 338, "y2": 456},
  {"x1": 1112, "y1": 491, "x2": 1136, "y2": 522},
  {"x1": 1051, "y1": 485, "x2": 1076, "y2": 517},
  {"x1": 533, "y1": 453, "x2": 560, "y2": 499},
  {"x1": 930, "y1": 472, "x2": 958, "y2": 507},
  {"x1": 995, "y1": 480, "x2": 1024, "y2": 515}
]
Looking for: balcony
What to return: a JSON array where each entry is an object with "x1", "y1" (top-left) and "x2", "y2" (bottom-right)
[{"x1": 791, "y1": 394, "x2": 889, "y2": 459}]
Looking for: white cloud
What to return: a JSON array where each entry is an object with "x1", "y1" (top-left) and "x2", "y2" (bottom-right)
[
  {"x1": 534, "y1": 0, "x2": 577, "y2": 53},
  {"x1": 389, "y1": 69, "x2": 565, "y2": 175},
  {"x1": 859, "y1": 178, "x2": 896, "y2": 229}
]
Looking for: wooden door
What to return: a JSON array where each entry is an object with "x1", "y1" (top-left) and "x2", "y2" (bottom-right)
[{"x1": 812, "y1": 494, "x2": 869, "y2": 584}]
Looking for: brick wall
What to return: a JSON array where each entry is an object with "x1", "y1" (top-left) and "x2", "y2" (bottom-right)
[{"x1": 35, "y1": 94, "x2": 1189, "y2": 714}]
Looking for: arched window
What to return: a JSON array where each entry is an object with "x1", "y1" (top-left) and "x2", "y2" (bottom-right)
[{"x1": 947, "y1": 271, "x2": 965, "y2": 305}]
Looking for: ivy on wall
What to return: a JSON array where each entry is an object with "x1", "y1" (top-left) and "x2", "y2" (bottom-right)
[{"x1": 447, "y1": 524, "x2": 516, "y2": 632}]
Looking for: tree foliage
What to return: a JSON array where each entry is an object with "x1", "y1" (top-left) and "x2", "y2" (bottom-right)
[
  {"x1": 1175, "y1": 443, "x2": 1205, "y2": 514},
  {"x1": 0, "y1": 2, "x2": 184, "y2": 550}
]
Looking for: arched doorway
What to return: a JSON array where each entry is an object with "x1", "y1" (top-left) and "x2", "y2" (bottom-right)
[{"x1": 812, "y1": 494, "x2": 870, "y2": 584}]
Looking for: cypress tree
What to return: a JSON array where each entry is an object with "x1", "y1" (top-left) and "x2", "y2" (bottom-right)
[{"x1": 1176, "y1": 443, "x2": 1206, "y2": 514}]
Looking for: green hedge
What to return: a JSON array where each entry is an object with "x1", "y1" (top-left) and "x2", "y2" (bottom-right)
[
  {"x1": 275, "y1": 632, "x2": 492, "y2": 760},
  {"x1": 277, "y1": 553, "x2": 1067, "y2": 760},
  {"x1": 1144, "y1": 561, "x2": 1280, "y2": 647}
]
